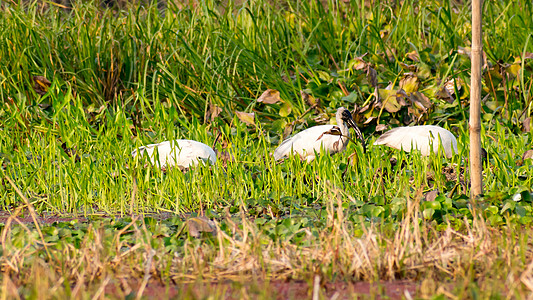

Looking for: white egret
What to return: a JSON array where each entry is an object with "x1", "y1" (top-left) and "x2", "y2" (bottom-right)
[
  {"x1": 273, "y1": 107, "x2": 366, "y2": 162},
  {"x1": 373, "y1": 125, "x2": 457, "y2": 158},
  {"x1": 132, "y1": 139, "x2": 216, "y2": 170}
]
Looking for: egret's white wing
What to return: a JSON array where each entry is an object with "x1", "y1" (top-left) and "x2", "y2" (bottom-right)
[
  {"x1": 274, "y1": 125, "x2": 348, "y2": 161},
  {"x1": 132, "y1": 139, "x2": 216, "y2": 168},
  {"x1": 374, "y1": 125, "x2": 457, "y2": 158}
]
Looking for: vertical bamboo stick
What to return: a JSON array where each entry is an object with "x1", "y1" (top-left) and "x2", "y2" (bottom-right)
[{"x1": 470, "y1": 0, "x2": 483, "y2": 198}]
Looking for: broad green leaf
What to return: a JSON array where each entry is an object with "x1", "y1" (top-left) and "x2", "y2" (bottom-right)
[
  {"x1": 423, "y1": 208, "x2": 435, "y2": 219},
  {"x1": 279, "y1": 102, "x2": 292, "y2": 117},
  {"x1": 506, "y1": 64, "x2": 521, "y2": 78},
  {"x1": 501, "y1": 201, "x2": 515, "y2": 214},
  {"x1": 381, "y1": 91, "x2": 406, "y2": 113},
  {"x1": 399, "y1": 75, "x2": 419, "y2": 94},
  {"x1": 341, "y1": 92, "x2": 358, "y2": 103},
  {"x1": 235, "y1": 111, "x2": 255, "y2": 126},
  {"x1": 317, "y1": 70, "x2": 332, "y2": 82}
]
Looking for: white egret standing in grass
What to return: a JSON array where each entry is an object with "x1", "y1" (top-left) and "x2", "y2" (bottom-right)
[
  {"x1": 373, "y1": 125, "x2": 458, "y2": 158},
  {"x1": 132, "y1": 139, "x2": 216, "y2": 170},
  {"x1": 273, "y1": 107, "x2": 366, "y2": 162}
]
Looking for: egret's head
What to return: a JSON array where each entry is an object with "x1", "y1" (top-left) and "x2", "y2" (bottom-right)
[{"x1": 337, "y1": 107, "x2": 366, "y2": 153}]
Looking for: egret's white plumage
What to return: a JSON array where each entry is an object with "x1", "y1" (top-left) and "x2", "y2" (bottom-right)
[
  {"x1": 373, "y1": 125, "x2": 458, "y2": 158},
  {"x1": 132, "y1": 139, "x2": 216, "y2": 169},
  {"x1": 273, "y1": 107, "x2": 365, "y2": 162}
]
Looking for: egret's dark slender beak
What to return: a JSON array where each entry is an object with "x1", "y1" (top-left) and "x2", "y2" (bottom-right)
[{"x1": 345, "y1": 117, "x2": 366, "y2": 153}]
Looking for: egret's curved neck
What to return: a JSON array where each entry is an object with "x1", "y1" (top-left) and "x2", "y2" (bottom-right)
[{"x1": 337, "y1": 118, "x2": 350, "y2": 137}]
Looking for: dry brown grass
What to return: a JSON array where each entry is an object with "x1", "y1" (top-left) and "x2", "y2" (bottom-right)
[{"x1": 1, "y1": 194, "x2": 533, "y2": 299}]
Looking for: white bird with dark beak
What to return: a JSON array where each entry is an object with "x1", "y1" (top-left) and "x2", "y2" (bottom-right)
[
  {"x1": 373, "y1": 125, "x2": 458, "y2": 158},
  {"x1": 273, "y1": 107, "x2": 366, "y2": 162},
  {"x1": 132, "y1": 139, "x2": 216, "y2": 170}
]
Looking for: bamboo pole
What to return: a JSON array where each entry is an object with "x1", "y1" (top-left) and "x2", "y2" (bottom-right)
[{"x1": 470, "y1": 0, "x2": 483, "y2": 198}]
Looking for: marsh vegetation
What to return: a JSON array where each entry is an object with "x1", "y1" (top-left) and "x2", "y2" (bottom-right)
[{"x1": 1, "y1": 0, "x2": 533, "y2": 298}]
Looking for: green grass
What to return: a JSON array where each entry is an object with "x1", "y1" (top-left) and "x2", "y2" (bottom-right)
[{"x1": 1, "y1": 0, "x2": 533, "y2": 298}]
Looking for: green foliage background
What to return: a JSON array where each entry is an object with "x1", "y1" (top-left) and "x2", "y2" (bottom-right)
[{"x1": 0, "y1": 0, "x2": 532, "y2": 224}]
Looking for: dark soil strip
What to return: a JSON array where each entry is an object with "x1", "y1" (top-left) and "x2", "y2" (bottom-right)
[
  {"x1": 104, "y1": 279, "x2": 418, "y2": 299},
  {"x1": 0, "y1": 210, "x2": 88, "y2": 225},
  {"x1": 0, "y1": 210, "x2": 179, "y2": 225}
]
